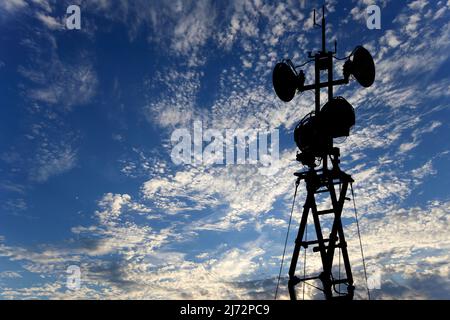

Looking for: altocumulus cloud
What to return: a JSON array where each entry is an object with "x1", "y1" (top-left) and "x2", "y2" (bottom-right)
[{"x1": 0, "y1": 0, "x2": 449, "y2": 300}]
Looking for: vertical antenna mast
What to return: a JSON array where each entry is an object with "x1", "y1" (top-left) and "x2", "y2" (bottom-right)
[{"x1": 321, "y1": 5, "x2": 326, "y2": 53}]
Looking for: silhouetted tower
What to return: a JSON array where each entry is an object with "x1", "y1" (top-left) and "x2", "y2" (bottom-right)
[{"x1": 272, "y1": 5, "x2": 375, "y2": 300}]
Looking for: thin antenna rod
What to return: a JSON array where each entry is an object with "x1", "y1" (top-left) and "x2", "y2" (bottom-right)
[{"x1": 321, "y1": 5, "x2": 326, "y2": 52}]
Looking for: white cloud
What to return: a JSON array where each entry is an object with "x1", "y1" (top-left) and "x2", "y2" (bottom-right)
[
  {"x1": 382, "y1": 30, "x2": 402, "y2": 48},
  {"x1": 96, "y1": 193, "x2": 132, "y2": 225},
  {"x1": 408, "y1": 0, "x2": 428, "y2": 11},
  {"x1": 171, "y1": 0, "x2": 217, "y2": 65},
  {"x1": 36, "y1": 12, "x2": 62, "y2": 30},
  {"x1": 0, "y1": 0, "x2": 27, "y2": 12},
  {"x1": 144, "y1": 69, "x2": 201, "y2": 128},
  {"x1": 411, "y1": 160, "x2": 436, "y2": 181},
  {"x1": 0, "y1": 271, "x2": 22, "y2": 279},
  {"x1": 31, "y1": 146, "x2": 77, "y2": 183},
  {"x1": 398, "y1": 121, "x2": 441, "y2": 154},
  {"x1": 23, "y1": 62, "x2": 98, "y2": 109},
  {"x1": 31, "y1": 0, "x2": 51, "y2": 12},
  {"x1": 142, "y1": 151, "x2": 296, "y2": 231}
]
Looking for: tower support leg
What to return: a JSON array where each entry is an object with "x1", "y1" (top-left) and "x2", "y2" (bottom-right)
[{"x1": 288, "y1": 169, "x2": 355, "y2": 300}]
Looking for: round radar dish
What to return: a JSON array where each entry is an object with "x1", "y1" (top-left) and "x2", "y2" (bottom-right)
[
  {"x1": 351, "y1": 46, "x2": 375, "y2": 88},
  {"x1": 272, "y1": 60, "x2": 298, "y2": 102}
]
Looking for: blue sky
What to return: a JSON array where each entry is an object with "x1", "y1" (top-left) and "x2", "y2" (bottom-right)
[{"x1": 0, "y1": 0, "x2": 449, "y2": 299}]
